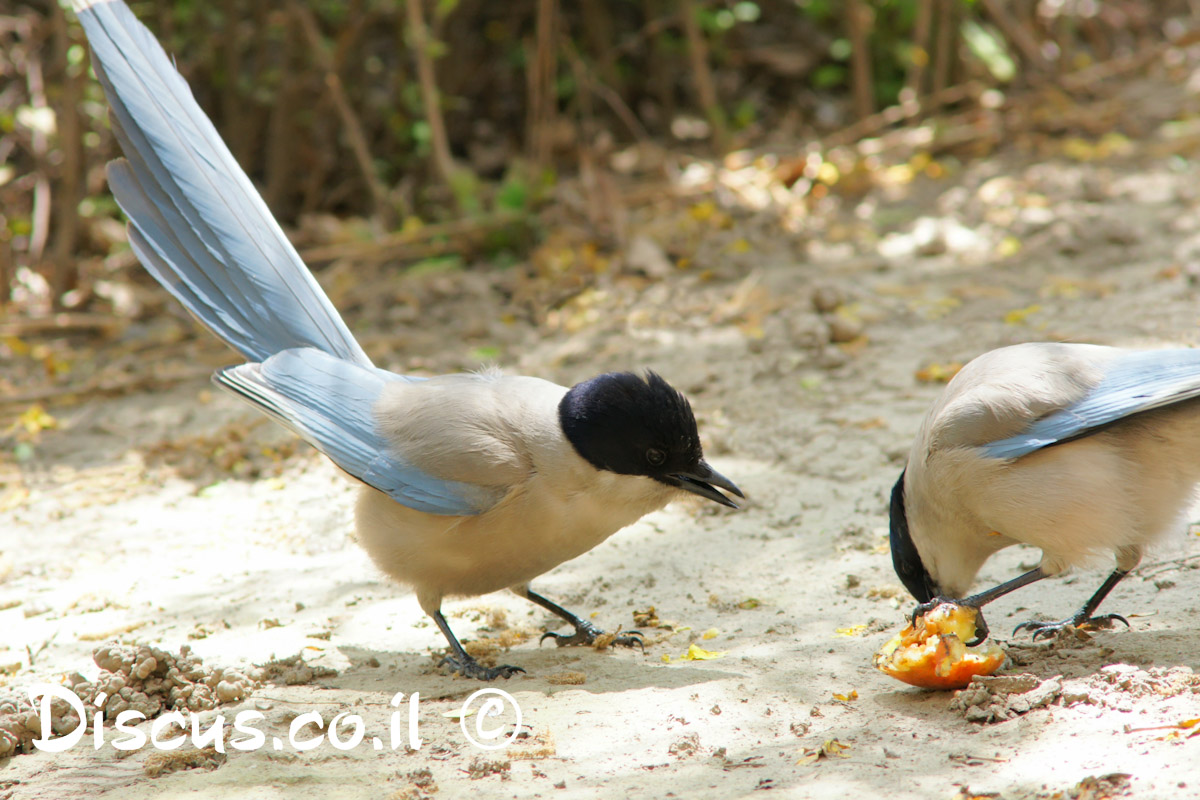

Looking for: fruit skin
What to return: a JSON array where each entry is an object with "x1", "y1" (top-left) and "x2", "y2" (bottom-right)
[{"x1": 874, "y1": 603, "x2": 1007, "y2": 690}]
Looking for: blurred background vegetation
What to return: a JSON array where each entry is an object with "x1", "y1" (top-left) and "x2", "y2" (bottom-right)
[{"x1": 0, "y1": 0, "x2": 1192, "y2": 324}]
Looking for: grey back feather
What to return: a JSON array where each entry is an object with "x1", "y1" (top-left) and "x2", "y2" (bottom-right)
[
  {"x1": 925, "y1": 344, "x2": 1200, "y2": 461},
  {"x1": 981, "y1": 348, "x2": 1200, "y2": 459},
  {"x1": 216, "y1": 349, "x2": 495, "y2": 516}
]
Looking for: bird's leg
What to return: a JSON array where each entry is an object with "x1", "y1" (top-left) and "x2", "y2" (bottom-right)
[
  {"x1": 1013, "y1": 568, "x2": 1132, "y2": 641},
  {"x1": 911, "y1": 567, "x2": 1047, "y2": 647},
  {"x1": 524, "y1": 589, "x2": 644, "y2": 651},
  {"x1": 431, "y1": 609, "x2": 525, "y2": 680}
]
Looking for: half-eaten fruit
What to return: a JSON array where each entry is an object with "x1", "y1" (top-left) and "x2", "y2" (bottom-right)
[{"x1": 874, "y1": 603, "x2": 1007, "y2": 690}]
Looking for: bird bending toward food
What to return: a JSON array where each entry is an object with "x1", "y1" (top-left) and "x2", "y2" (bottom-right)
[{"x1": 890, "y1": 341, "x2": 1200, "y2": 643}]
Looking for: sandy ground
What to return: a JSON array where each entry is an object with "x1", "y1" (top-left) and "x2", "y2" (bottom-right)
[{"x1": 6, "y1": 78, "x2": 1200, "y2": 799}]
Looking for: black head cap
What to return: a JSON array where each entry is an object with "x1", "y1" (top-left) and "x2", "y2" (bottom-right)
[
  {"x1": 889, "y1": 470, "x2": 936, "y2": 603},
  {"x1": 559, "y1": 371, "x2": 743, "y2": 507}
]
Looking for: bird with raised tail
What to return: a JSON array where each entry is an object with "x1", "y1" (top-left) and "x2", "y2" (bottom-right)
[
  {"x1": 890, "y1": 341, "x2": 1200, "y2": 644},
  {"x1": 73, "y1": 0, "x2": 742, "y2": 680}
]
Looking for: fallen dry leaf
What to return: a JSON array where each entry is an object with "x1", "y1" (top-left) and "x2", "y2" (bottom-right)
[
  {"x1": 915, "y1": 362, "x2": 963, "y2": 383},
  {"x1": 667, "y1": 643, "x2": 727, "y2": 662},
  {"x1": 1068, "y1": 773, "x2": 1132, "y2": 800},
  {"x1": 591, "y1": 631, "x2": 618, "y2": 651},
  {"x1": 11, "y1": 404, "x2": 57, "y2": 437},
  {"x1": 632, "y1": 606, "x2": 678, "y2": 630},
  {"x1": 507, "y1": 731, "x2": 556, "y2": 760},
  {"x1": 1003, "y1": 304, "x2": 1042, "y2": 325},
  {"x1": 995, "y1": 236, "x2": 1022, "y2": 258},
  {"x1": 547, "y1": 671, "x2": 586, "y2": 686},
  {"x1": 796, "y1": 739, "x2": 851, "y2": 765}
]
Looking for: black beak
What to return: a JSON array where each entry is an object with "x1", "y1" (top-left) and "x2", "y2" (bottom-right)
[{"x1": 668, "y1": 460, "x2": 744, "y2": 509}]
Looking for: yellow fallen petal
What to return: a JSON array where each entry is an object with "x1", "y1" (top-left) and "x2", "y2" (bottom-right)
[
  {"x1": 2, "y1": 336, "x2": 30, "y2": 356},
  {"x1": 797, "y1": 739, "x2": 851, "y2": 765},
  {"x1": 835, "y1": 624, "x2": 867, "y2": 637},
  {"x1": 681, "y1": 643, "x2": 726, "y2": 661},
  {"x1": 796, "y1": 749, "x2": 820, "y2": 765},
  {"x1": 0, "y1": 487, "x2": 30, "y2": 513},
  {"x1": 832, "y1": 690, "x2": 858, "y2": 702},
  {"x1": 816, "y1": 161, "x2": 839, "y2": 185},
  {"x1": 822, "y1": 739, "x2": 851, "y2": 758},
  {"x1": 702, "y1": 628, "x2": 720, "y2": 640},
  {"x1": 689, "y1": 201, "x2": 716, "y2": 222},
  {"x1": 914, "y1": 361, "x2": 963, "y2": 383},
  {"x1": 996, "y1": 236, "x2": 1022, "y2": 258},
  {"x1": 1003, "y1": 304, "x2": 1042, "y2": 325},
  {"x1": 16, "y1": 404, "x2": 57, "y2": 435}
]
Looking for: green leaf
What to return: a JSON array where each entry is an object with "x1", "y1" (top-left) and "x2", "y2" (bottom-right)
[
  {"x1": 470, "y1": 345, "x2": 501, "y2": 361},
  {"x1": 812, "y1": 64, "x2": 847, "y2": 90},
  {"x1": 407, "y1": 255, "x2": 464, "y2": 277},
  {"x1": 449, "y1": 168, "x2": 483, "y2": 215},
  {"x1": 962, "y1": 20, "x2": 1015, "y2": 82},
  {"x1": 496, "y1": 178, "x2": 529, "y2": 213}
]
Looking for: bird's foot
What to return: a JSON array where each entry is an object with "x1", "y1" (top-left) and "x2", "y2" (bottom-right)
[
  {"x1": 540, "y1": 620, "x2": 645, "y2": 651},
  {"x1": 1013, "y1": 613, "x2": 1130, "y2": 642},
  {"x1": 438, "y1": 654, "x2": 525, "y2": 681},
  {"x1": 911, "y1": 596, "x2": 956, "y2": 624},
  {"x1": 909, "y1": 596, "x2": 990, "y2": 647}
]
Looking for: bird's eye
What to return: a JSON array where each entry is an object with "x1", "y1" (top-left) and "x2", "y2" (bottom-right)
[{"x1": 646, "y1": 448, "x2": 666, "y2": 466}]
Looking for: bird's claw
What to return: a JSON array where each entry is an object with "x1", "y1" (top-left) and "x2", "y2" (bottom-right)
[
  {"x1": 1029, "y1": 626, "x2": 1061, "y2": 643},
  {"x1": 1095, "y1": 613, "x2": 1130, "y2": 630},
  {"x1": 1013, "y1": 613, "x2": 1130, "y2": 641},
  {"x1": 963, "y1": 615, "x2": 990, "y2": 648},
  {"x1": 909, "y1": 596, "x2": 990, "y2": 646},
  {"x1": 539, "y1": 621, "x2": 645, "y2": 651},
  {"x1": 610, "y1": 630, "x2": 646, "y2": 652},
  {"x1": 910, "y1": 595, "x2": 955, "y2": 625},
  {"x1": 438, "y1": 654, "x2": 525, "y2": 681},
  {"x1": 911, "y1": 600, "x2": 935, "y2": 625}
]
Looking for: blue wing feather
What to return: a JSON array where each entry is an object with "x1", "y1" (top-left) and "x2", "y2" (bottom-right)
[
  {"x1": 78, "y1": 1, "x2": 497, "y2": 516},
  {"x1": 983, "y1": 349, "x2": 1200, "y2": 459},
  {"x1": 75, "y1": 0, "x2": 370, "y2": 366},
  {"x1": 215, "y1": 349, "x2": 490, "y2": 517},
  {"x1": 109, "y1": 160, "x2": 261, "y2": 348}
]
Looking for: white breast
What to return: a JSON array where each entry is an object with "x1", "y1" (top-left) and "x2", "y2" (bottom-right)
[{"x1": 354, "y1": 372, "x2": 680, "y2": 613}]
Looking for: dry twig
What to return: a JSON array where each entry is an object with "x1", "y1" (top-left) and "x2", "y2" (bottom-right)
[
  {"x1": 822, "y1": 81, "x2": 985, "y2": 149},
  {"x1": 404, "y1": 0, "x2": 457, "y2": 200},
  {"x1": 299, "y1": 211, "x2": 525, "y2": 265},
  {"x1": 0, "y1": 312, "x2": 126, "y2": 338},
  {"x1": 527, "y1": 0, "x2": 560, "y2": 167},
  {"x1": 293, "y1": 1, "x2": 392, "y2": 226},
  {"x1": 845, "y1": 0, "x2": 875, "y2": 120},
  {"x1": 932, "y1": 0, "x2": 957, "y2": 95},
  {"x1": 1, "y1": 364, "x2": 217, "y2": 409},
  {"x1": 905, "y1": 0, "x2": 934, "y2": 98},
  {"x1": 980, "y1": 0, "x2": 1053, "y2": 74},
  {"x1": 680, "y1": 0, "x2": 727, "y2": 150}
]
